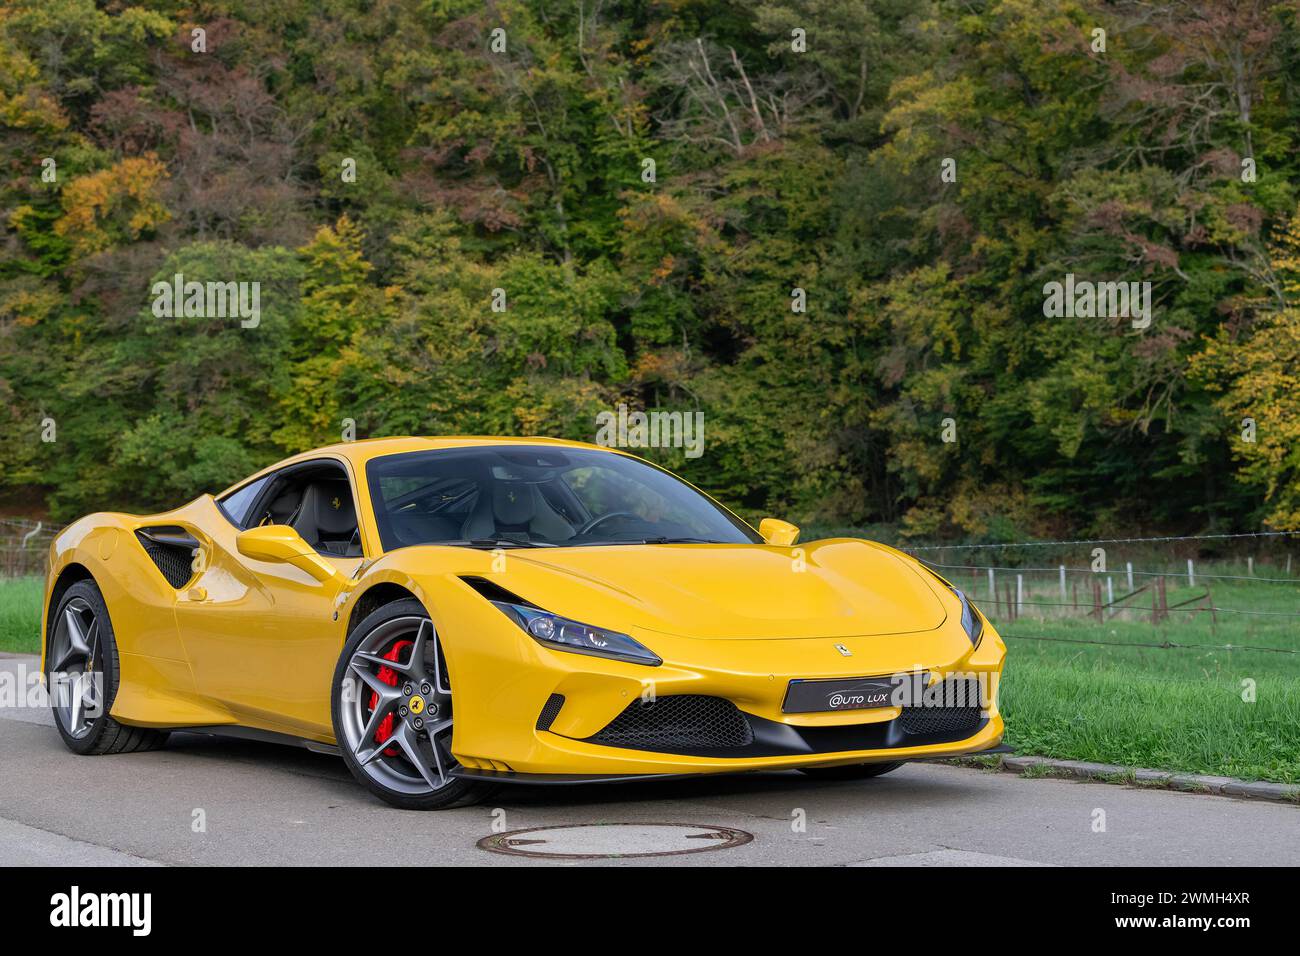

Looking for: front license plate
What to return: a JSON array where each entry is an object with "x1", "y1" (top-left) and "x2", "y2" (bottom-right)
[{"x1": 783, "y1": 676, "x2": 907, "y2": 714}]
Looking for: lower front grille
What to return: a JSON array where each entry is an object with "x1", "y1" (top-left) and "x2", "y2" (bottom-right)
[
  {"x1": 587, "y1": 695, "x2": 754, "y2": 751},
  {"x1": 573, "y1": 680, "x2": 987, "y2": 758},
  {"x1": 897, "y1": 678, "x2": 983, "y2": 737}
]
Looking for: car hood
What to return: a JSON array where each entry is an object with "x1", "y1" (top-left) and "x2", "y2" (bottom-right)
[{"x1": 491, "y1": 538, "x2": 949, "y2": 640}]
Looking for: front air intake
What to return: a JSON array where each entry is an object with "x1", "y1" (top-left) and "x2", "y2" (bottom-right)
[
  {"x1": 536, "y1": 693, "x2": 566, "y2": 731},
  {"x1": 897, "y1": 678, "x2": 983, "y2": 737},
  {"x1": 586, "y1": 695, "x2": 753, "y2": 752}
]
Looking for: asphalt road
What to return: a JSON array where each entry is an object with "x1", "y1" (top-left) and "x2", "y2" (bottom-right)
[{"x1": 2, "y1": 655, "x2": 1296, "y2": 866}]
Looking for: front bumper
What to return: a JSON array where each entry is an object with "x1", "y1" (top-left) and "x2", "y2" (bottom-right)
[
  {"x1": 442, "y1": 583, "x2": 1007, "y2": 778},
  {"x1": 453, "y1": 737, "x2": 1014, "y2": 786}
]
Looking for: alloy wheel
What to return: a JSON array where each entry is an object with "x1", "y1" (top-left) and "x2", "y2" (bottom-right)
[
  {"x1": 49, "y1": 597, "x2": 104, "y2": 739},
  {"x1": 338, "y1": 615, "x2": 456, "y2": 795}
]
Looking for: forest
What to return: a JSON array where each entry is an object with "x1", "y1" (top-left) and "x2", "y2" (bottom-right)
[{"x1": 1, "y1": 0, "x2": 1297, "y2": 540}]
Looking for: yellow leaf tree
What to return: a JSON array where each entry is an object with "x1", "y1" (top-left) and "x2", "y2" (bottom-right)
[
  {"x1": 53, "y1": 155, "x2": 170, "y2": 258},
  {"x1": 1194, "y1": 211, "x2": 1300, "y2": 530}
]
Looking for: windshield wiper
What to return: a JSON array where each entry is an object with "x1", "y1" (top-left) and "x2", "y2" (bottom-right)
[
  {"x1": 579, "y1": 536, "x2": 727, "y2": 546},
  {"x1": 436, "y1": 538, "x2": 556, "y2": 549}
]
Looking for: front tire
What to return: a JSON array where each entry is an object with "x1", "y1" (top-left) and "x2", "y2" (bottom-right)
[
  {"x1": 47, "y1": 579, "x2": 169, "y2": 755},
  {"x1": 332, "y1": 599, "x2": 497, "y2": 810},
  {"x1": 798, "y1": 761, "x2": 904, "y2": 780}
]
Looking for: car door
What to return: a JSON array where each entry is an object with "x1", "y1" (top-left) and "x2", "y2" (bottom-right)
[{"x1": 174, "y1": 458, "x2": 364, "y2": 739}]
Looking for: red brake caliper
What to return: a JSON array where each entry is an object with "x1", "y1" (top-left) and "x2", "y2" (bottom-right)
[{"x1": 370, "y1": 639, "x2": 413, "y2": 756}]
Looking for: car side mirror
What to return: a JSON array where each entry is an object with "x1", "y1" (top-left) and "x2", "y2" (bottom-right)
[
  {"x1": 236, "y1": 525, "x2": 339, "y2": 583},
  {"x1": 759, "y1": 518, "x2": 800, "y2": 546}
]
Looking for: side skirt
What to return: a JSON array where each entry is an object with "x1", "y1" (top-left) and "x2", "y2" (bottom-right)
[{"x1": 173, "y1": 724, "x2": 341, "y2": 756}]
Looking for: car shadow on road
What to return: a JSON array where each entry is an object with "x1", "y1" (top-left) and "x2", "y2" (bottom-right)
[
  {"x1": 485, "y1": 764, "x2": 985, "y2": 814},
  {"x1": 162, "y1": 732, "x2": 980, "y2": 813},
  {"x1": 165, "y1": 732, "x2": 355, "y2": 783}
]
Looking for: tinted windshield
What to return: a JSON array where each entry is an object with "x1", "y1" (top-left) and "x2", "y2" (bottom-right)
[{"x1": 366, "y1": 446, "x2": 760, "y2": 550}]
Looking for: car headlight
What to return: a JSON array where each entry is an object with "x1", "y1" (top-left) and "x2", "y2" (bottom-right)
[
  {"x1": 950, "y1": 587, "x2": 984, "y2": 647},
  {"x1": 490, "y1": 601, "x2": 662, "y2": 666},
  {"x1": 914, "y1": 561, "x2": 985, "y2": 648}
]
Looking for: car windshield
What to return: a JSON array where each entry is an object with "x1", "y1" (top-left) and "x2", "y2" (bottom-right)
[{"x1": 365, "y1": 445, "x2": 761, "y2": 550}]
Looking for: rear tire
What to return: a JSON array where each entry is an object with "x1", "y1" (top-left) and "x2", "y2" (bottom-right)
[
  {"x1": 47, "y1": 579, "x2": 169, "y2": 756},
  {"x1": 332, "y1": 598, "x2": 498, "y2": 810},
  {"x1": 798, "y1": 761, "x2": 904, "y2": 780}
]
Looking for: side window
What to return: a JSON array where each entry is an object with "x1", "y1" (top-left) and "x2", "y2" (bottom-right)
[
  {"x1": 235, "y1": 461, "x2": 362, "y2": 557},
  {"x1": 217, "y1": 475, "x2": 272, "y2": 528}
]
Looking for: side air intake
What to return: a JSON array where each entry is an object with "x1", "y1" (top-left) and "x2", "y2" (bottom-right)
[{"x1": 134, "y1": 527, "x2": 199, "y2": 589}]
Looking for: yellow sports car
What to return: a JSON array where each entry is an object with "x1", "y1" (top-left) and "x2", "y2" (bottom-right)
[{"x1": 42, "y1": 437, "x2": 1006, "y2": 809}]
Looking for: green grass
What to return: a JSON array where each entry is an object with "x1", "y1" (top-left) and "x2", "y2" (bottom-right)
[
  {"x1": 1002, "y1": 659, "x2": 1300, "y2": 784},
  {"x1": 2, "y1": 561, "x2": 1297, "y2": 783},
  {"x1": 988, "y1": 565, "x2": 1300, "y2": 784},
  {"x1": 0, "y1": 576, "x2": 41, "y2": 654}
]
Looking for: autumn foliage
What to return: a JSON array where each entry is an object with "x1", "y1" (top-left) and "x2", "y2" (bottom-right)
[{"x1": 0, "y1": 0, "x2": 1297, "y2": 535}]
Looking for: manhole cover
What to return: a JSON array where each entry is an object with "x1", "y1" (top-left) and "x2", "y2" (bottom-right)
[{"x1": 478, "y1": 822, "x2": 753, "y2": 860}]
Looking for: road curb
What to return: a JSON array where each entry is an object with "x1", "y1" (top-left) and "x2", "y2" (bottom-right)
[{"x1": 950, "y1": 754, "x2": 1300, "y2": 804}]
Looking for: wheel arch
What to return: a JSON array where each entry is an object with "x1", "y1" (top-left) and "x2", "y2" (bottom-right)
[
  {"x1": 346, "y1": 581, "x2": 423, "y2": 637},
  {"x1": 43, "y1": 562, "x2": 96, "y2": 664}
]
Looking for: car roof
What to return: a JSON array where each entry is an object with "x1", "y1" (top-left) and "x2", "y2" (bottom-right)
[{"x1": 216, "y1": 436, "x2": 619, "y2": 497}]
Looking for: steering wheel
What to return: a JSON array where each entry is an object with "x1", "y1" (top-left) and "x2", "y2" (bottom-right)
[{"x1": 576, "y1": 511, "x2": 641, "y2": 536}]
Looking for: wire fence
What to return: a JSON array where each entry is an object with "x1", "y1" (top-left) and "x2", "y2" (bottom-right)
[
  {"x1": 921, "y1": 561, "x2": 1299, "y2": 585},
  {"x1": 905, "y1": 534, "x2": 1300, "y2": 658},
  {"x1": 924, "y1": 563, "x2": 1296, "y2": 628},
  {"x1": 0, "y1": 518, "x2": 57, "y2": 577},
  {"x1": 919, "y1": 560, "x2": 1299, "y2": 618},
  {"x1": 900, "y1": 530, "x2": 1300, "y2": 552},
  {"x1": 998, "y1": 632, "x2": 1300, "y2": 655}
]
